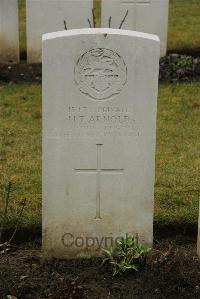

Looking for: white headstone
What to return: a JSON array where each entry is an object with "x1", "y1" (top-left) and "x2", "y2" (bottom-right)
[
  {"x1": 26, "y1": 0, "x2": 93, "y2": 63},
  {"x1": 43, "y1": 28, "x2": 160, "y2": 258},
  {"x1": 101, "y1": 0, "x2": 169, "y2": 57},
  {"x1": 0, "y1": 0, "x2": 19, "y2": 63}
]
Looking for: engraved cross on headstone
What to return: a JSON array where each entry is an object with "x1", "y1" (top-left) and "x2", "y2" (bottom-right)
[
  {"x1": 121, "y1": 0, "x2": 150, "y2": 29},
  {"x1": 74, "y1": 144, "x2": 124, "y2": 220}
]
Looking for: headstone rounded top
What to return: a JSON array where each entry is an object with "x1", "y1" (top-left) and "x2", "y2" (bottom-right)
[{"x1": 42, "y1": 28, "x2": 160, "y2": 42}]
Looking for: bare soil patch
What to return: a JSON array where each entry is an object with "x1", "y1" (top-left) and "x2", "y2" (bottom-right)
[
  {"x1": 0, "y1": 238, "x2": 199, "y2": 299},
  {"x1": 0, "y1": 54, "x2": 199, "y2": 84}
]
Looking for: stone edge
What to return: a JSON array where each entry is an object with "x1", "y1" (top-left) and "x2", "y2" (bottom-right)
[{"x1": 42, "y1": 28, "x2": 160, "y2": 43}]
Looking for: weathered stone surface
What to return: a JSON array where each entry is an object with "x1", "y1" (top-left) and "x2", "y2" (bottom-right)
[
  {"x1": 0, "y1": 0, "x2": 19, "y2": 63},
  {"x1": 101, "y1": 0, "x2": 169, "y2": 57},
  {"x1": 42, "y1": 28, "x2": 160, "y2": 258},
  {"x1": 26, "y1": 0, "x2": 93, "y2": 63}
]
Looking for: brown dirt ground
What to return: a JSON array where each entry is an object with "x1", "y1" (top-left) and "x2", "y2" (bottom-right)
[
  {"x1": 0, "y1": 54, "x2": 199, "y2": 84},
  {"x1": 0, "y1": 237, "x2": 200, "y2": 299},
  {"x1": 0, "y1": 63, "x2": 42, "y2": 83}
]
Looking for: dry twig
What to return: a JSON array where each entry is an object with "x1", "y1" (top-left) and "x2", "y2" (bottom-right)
[
  {"x1": 0, "y1": 184, "x2": 27, "y2": 254},
  {"x1": 0, "y1": 182, "x2": 12, "y2": 243},
  {"x1": 87, "y1": 18, "x2": 92, "y2": 28},
  {"x1": 63, "y1": 20, "x2": 67, "y2": 30},
  {"x1": 119, "y1": 10, "x2": 129, "y2": 29},
  {"x1": 109, "y1": 16, "x2": 112, "y2": 28},
  {"x1": 92, "y1": 8, "x2": 96, "y2": 28},
  {"x1": 8, "y1": 198, "x2": 27, "y2": 244}
]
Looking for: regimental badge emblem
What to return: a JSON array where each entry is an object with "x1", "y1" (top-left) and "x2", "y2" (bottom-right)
[{"x1": 74, "y1": 48, "x2": 127, "y2": 100}]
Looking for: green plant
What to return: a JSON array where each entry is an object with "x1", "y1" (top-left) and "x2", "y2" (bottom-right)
[
  {"x1": 103, "y1": 236, "x2": 151, "y2": 276},
  {"x1": 166, "y1": 55, "x2": 193, "y2": 73}
]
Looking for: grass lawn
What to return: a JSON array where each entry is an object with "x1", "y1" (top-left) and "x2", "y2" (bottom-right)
[
  {"x1": 168, "y1": 0, "x2": 200, "y2": 53},
  {"x1": 18, "y1": 0, "x2": 200, "y2": 56},
  {"x1": 18, "y1": 0, "x2": 26, "y2": 58},
  {"x1": 0, "y1": 82, "x2": 199, "y2": 229}
]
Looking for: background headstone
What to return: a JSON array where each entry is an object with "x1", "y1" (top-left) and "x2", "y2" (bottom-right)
[
  {"x1": 101, "y1": 0, "x2": 169, "y2": 57},
  {"x1": 43, "y1": 28, "x2": 160, "y2": 258},
  {"x1": 0, "y1": 0, "x2": 19, "y2": 63},
  {"x1": 26, "y1": 0, "x2": 93, "y2": 63}
]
